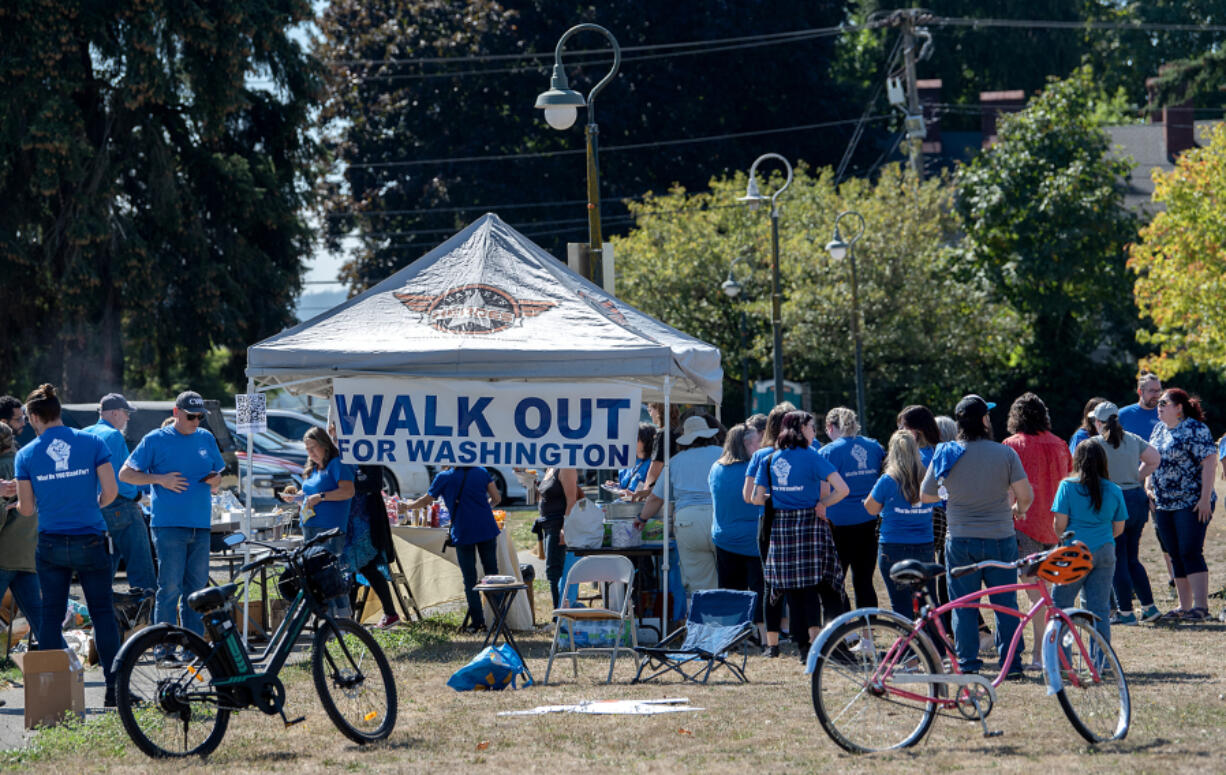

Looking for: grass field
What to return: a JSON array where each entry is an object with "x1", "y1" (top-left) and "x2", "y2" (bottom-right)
[{"x1": 6, "y1": 488, "x2": 1226, "y2": 773}]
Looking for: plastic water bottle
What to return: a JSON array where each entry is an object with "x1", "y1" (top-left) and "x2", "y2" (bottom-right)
[{"x1": 437, "y1": 501, "x2": 451, "y2": 528}]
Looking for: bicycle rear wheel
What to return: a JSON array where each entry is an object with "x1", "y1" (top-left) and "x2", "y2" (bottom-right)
[
  {"x1": 312, "y1": 617, "x2": 397, "y2": 743},
  {"x1": 812, "y1": 613, "x2": 940, "y2": 753},
  {"x1": 113, "y1": 626, "x2": 232, "y2": 758},
  {"x1": 1052, "y1": 615, "x2": 1130, "y2": 743}
]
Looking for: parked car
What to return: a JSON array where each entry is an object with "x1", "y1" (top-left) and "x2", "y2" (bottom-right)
[
  {"x1": 224, "y1": 408, "x2": 526, "y2": 502},
  {"x1": 222, "y1": 417, "x2": 310, "y2": 472},
  {"x1": 59, "y1": 400, "x2": 300, "y2": 512}
]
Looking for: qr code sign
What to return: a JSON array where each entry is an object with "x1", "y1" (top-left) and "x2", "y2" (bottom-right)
[{"x1": 234, "y1": 393, "x2": 267, "y2": 434}]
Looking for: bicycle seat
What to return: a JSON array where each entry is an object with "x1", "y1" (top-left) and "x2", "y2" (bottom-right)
[
  {"x1": 889, "y1": 559, "x2": 946, "y2": 586},
  {"x1": 187, "y1": 583, "x2": 238, "y2": 613}
]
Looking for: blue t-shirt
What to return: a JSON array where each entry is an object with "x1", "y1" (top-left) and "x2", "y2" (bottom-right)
[
  {"x1": 618, "y1": 458, "x2": 651, "y2": 491},
  {"x1": 301, "y1": 457, "x2": 355, "y2": 532},
  {"x1": 82, "y1": 418, "x2": 139, "y2": 500},
  {"x1": 1118, "y1": 404, "x2": 1159, "y2": 441},
  {"x1": 708, "y1": 460, "x2": 760, "y2": 557},
  {"x1": 746, "y1": 441, "x2": 823, "y2": 488},
  {"x1": 1067, "y1": 428, "x2": 1090, "y2": 456},
  {"x1": 14, "y1": 426, "x2": 111, "y2": 535},
  {"x1": 428, "y1": 466, "x2": 499, "y2": 546},
  {"x1": 1051, "y1": 478, "x2": 1126, "y2": 551},
  {"x1": 817, "y1": 436, "x2": 884, "y2": 526},
  {"x1": 869, "y1": 473, "x2": 935, "y2": 544},
  {"x1": 919, "y1": 445, "x2": 934, "y2": 469},
  {"x1": 125, "y1": 426, "x2": 226, "y2": 529},
  {"x1": 1218, "y1": 436, "x2": 1226, "y2": 462},
  {"x1": 754, "y1": 447, "x2": 838, "y2": 511},
  {"x1": 652, "y1": 446, "x2": 722, "y2": 511}
]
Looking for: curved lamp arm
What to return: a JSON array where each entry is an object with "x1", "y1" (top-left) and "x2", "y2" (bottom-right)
[
  {"x1": 747, "y1": 153, "x2": 793, "y2": 217},
  {"x1": 553, "y1": 23, "x2": 621, "y2": 123},
  {"x1": 832, "y1": 210, "x2": 866, "y2": 252}
]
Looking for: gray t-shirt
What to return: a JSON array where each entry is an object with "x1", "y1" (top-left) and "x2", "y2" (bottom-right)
[
  {"x1": 922, "y1": 440, "x2": 1027, "y2": 539},
  {"x1": 1092, "y1": 431, "x2": 1148, "y2": 490}
]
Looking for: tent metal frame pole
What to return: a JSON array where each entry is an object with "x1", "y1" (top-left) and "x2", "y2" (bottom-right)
[
  {"x1": 661, "y1": 375, "x2": 671, "y2": 635},
  {"x1": 241, "y1": 377, "x2": 255, "y2": 644}
]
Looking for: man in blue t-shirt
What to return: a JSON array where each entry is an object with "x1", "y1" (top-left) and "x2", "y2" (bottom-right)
[
  {"x1": 120, "y1": 391, "x2": 225, "y2": 636},
  {"x1": 1118, "y1": 372, "x2": 1161, "y2": 440},
  {"x1": 83, "y1": 392, "x2": 156, "y2": 592}
]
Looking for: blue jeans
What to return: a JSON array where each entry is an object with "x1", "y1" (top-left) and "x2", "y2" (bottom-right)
[
  {"x1": 945, "y1": 535, "x2": 1023, "y2": 674},
  {"x1": 878, "y1": 542, "x2": 936, "y2": 619},
  {"x1": 1153, "y1": 506, "x2": 1210, "y2": 577},
  {"x1": 455, "y1": 538, "x2": 499, "y2": 628},
  {"x1": 101, "y1": 498, "x2": 157, "y2": 592},
  {"x1": 0, "y1": 568, "x2": 45, "y2": 647},
  {"x1": 1113, "y1": 488, "x2": 1154, "y2": 611},
  {"x1": 152, "y1": 527, "x2": 211, "y2": 635},
  {"x1": 36, "y1": 533, "x2": 121, "y2": 686},
  {"x1": 1053, "y1": 542, "x2": 1116, "y2": 644}
]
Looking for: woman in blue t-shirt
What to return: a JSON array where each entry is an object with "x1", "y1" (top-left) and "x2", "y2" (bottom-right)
[
  {"x1": 865, "y1": 431, "x2": 936, "y2": 618},
  {"x1": 818, "y1": 407, "x2": 884, "y2": 609},
  {"x1": 1051, "y1": 440, "x2": 1126, "y2": 644},
  {"x1": 752, "y1": 411, "x2": 849, "y2": 650},
  {"x1": 13, "y1": 384, "x2": 123, "y2": 706},
  {"x1": 707, "y1": 423, "x2": 769, "y2": 638},
  {"x1": 294, "y1": 427, "x2": 355, "y2": 562}
]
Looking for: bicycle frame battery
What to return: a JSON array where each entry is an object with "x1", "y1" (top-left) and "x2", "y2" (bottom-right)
[{"x1": 203, "y1": 606, "x2": 254, "y2": 676}]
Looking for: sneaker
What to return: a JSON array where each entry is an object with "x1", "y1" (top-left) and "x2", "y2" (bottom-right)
[
  {"x1": 1004, "y1": 668, "x2": 1027, "y2": 682},
  {"x1": 1139, "y1": 605, "x2": 1162, "y2": 623},
  {"x1": 375, "y1": 613, "x2": 401, "y2": 630},
  {"x1": 103, "y1": 686, "x2": 116, "y2": 708},
  {"x1": 1110, "y1": 611, "x2": 1138, "y2": 626},
  {"x1": 765, "y1": 645, "x2": 780, "y2": 658},
  {"x1": 153, "y1": 649, "x2": 184, "y2": 668}
]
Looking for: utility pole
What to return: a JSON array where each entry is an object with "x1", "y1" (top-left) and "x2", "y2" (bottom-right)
[{"x1": 875, "y1": 9, "x2": 932, "y2": 180}]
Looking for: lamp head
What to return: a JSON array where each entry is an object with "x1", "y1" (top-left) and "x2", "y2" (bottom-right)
[
  {"x1": 737, "y1": 174, "x2": 768, "y2": 212},
  {"x1": 721, "y1": 276, "x2": 743, "y2": 299},
  {"x1": 825, "y1": 227, "x2": 849, "y2": 261},
  {"x1": 535, "y1": 64, "x2": 586, "y2": 130}
]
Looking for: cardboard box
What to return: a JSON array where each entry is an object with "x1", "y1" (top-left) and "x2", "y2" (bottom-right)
[{"x1": 13, "y1": 649, "x2": 86, "y2": 729}]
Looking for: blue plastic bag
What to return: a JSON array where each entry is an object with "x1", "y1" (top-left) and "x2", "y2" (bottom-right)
[{"x1": 446, "y1": 644, "x2": 533, "y2": 692}]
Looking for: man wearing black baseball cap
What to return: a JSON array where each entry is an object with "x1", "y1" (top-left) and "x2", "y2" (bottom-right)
[
  {"x1": 119, "y1": 390, "x2": 225, "y2": 642},
  {"x1": 921, "y1": 393, "x2": 1033, "y2": 678},
  {"x1": 82, "y1": 392, "x2": 156, "y2": 593}
]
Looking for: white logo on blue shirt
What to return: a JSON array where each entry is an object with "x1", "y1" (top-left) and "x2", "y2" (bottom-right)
[
  {"x1": 47, "y1": 438, "x2": 72, "y2": 472},
  {"x1": 772, "y1": 457, "x2": 792, "y2": 486},
  {"x1": 851, "y1": 444, "x2": 868, "y2": 470}
]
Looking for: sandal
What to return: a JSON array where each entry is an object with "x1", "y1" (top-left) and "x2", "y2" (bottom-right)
[
  {"x1": 1154, "y1": 609, "x2": 1185, "y2": 625},
  {"x1": 1180, "y1": 607, "x2": 1211, "y2": 622}
]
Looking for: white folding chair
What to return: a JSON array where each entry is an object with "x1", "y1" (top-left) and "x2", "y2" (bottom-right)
[{"x1": 543, "y1": 555, "x2": 638, "y2": 684}]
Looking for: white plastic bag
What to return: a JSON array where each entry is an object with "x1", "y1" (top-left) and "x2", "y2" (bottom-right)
[{"x1": 563, "y1": 498, "x2": 605, "y2": 549}]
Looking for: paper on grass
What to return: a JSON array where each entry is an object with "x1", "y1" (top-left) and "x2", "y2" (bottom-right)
[{"x1": 498, "y1": 698, "x2": 702, "y2": 716}]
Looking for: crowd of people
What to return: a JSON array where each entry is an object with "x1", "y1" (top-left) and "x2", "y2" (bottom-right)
[{"x1": 579, "y1": 371, "x2": 1223, "y2": 674}]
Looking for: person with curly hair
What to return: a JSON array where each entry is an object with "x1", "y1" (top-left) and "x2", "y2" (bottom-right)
[{"x1": 1002, "y1": 392, "x2": 1071, "y2": 669}]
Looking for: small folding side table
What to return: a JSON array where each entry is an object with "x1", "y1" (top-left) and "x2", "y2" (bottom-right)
[{"x1": 473, "y1": 582, "x2": 534, "y2": 684}]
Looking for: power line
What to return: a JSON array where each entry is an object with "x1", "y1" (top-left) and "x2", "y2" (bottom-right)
[
  {"x1": 344, "y1": 114, "x2": 892, "y2": 169},
  {"x1": 930, "y1": 16, "x2": 1226, "y2": 34},
  {"x1": 329, "y1": 26, "x2": 845, "y2": 67}
]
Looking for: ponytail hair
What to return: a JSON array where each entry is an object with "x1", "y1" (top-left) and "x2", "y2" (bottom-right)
[
  {"x1": 1072, "y1": 439, "x2": 1108, "y2": 512},
  {"x1": 25, "y1": 383, "x2": 61, "y2": 423}
]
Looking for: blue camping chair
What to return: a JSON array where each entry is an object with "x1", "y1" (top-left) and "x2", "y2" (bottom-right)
[{"x1": 633, "y1": 589, "x2": 758, "y2": 684}]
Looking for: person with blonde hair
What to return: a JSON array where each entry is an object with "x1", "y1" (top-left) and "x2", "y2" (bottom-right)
[
  {"x1": 818, "y1": 406, "x2": 884, "y2": 609},
  {"x1": 865, "y1": 431, "x2": 937, "y2": 617}
]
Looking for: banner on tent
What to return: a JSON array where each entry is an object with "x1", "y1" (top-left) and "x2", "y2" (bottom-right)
[{"x1": 331, "y1": 378, "x2": 642, "y2": 469}]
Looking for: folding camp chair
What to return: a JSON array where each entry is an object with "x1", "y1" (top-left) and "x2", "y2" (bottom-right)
[
  {"x1": 543, "y1": 555, "x2": 638, "y2": 684},
  {"x1": 633, "y1": 589, "x2": 757, "y2": 684}
]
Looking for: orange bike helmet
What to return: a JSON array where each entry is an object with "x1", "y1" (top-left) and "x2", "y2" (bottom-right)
[{"x1": 1035, "y1": 542, "x2": 1094, "y2": 585}]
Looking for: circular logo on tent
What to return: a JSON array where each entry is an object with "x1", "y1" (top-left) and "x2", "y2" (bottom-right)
[{"x1": 394, "y1": 284, "x2": 556, "y2": 335}]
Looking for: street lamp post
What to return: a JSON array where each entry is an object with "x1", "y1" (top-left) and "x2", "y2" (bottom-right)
[
  {"x1": 534, "y1": 24, "x2": 621, "y2": 290},
  {"x1": 721, "y1": 256, "x2": 752, "y2": 419},
  {"x1": 737, "y1": 154, "x2": 793, "y2": 407},
  {"x1": 825, "y1": 210, "x2": 868, "y2": 426}
]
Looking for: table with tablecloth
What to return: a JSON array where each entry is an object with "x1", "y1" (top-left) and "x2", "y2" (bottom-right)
[{"x1": 361, "y1": 526, "x2": 533, "y2": 631}]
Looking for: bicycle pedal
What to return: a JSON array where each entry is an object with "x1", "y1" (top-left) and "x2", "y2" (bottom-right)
[
  {"x1": 984, "y1": 729, "x2": 1004, "y2": 738},
  {"x1": 280, "y1": 712, "x2": 306, "y2": 728}
]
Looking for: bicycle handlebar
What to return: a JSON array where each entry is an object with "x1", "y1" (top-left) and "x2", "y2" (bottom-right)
[
  {"x1": 948, "y1": 530, "x2": 1077, "y2": 578},
  {"x1": 232, "y1": 528, "x2": 343, "y2": 575}
]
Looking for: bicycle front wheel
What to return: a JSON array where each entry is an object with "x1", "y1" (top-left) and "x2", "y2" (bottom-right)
[
  {"x1": 1052, "y1": 615, "x2": 1130, "y2": 743},
  {"x1": 113, "y1": 626, "x2": 231, "y2": 759},
  {"x1": 312, "y1": 617, "x2": 397, "y2": 743},
  {"x1": 812, "y1": 613, "x2": 940, "y2": 753}
]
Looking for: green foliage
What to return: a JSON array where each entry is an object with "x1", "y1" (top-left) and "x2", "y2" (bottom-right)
[
  {"x1": 0, "y1": 0, "x2": 323, "y2": 400},
  {"x1": 1129, "y1": 124, "x2": 1226, "y2": 376},
  {"x1": 614, "y1": 164, "x2": 1022, "y2": 436},
  {"x1": 0, "y1": 707, "x2": 129, "y2": 765},
  {"x1": 317, "y1": 0, "x2": 869, "y2": 292},
  {"x1": 955, "y1": 67, "x2": 1141, "y2": 426}
]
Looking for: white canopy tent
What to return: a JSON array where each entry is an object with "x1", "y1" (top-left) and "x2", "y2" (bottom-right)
[{"x1": 242, "y1": 213, "x2": 723, "y2": 634}]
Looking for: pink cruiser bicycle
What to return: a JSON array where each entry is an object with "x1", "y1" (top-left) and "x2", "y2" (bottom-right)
[{"x1": 807, "y1": 534, "x2": 1130, "y2": 753}]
